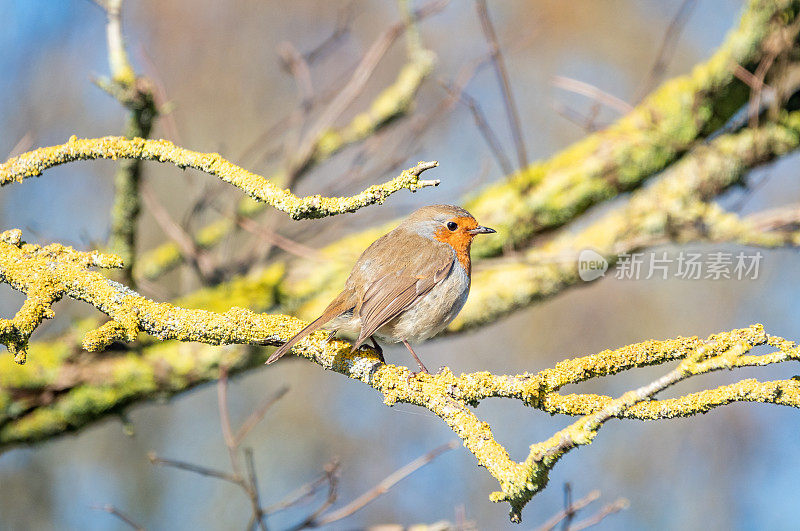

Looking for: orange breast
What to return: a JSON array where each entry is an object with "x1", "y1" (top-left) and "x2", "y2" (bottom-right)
[{"x1": 433, "y1": 216, "x2": 476, "y2": 273}]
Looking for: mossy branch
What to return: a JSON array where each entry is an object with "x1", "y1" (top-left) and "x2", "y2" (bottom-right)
[
  {"x1": 92, "y1": 0, "x2": 159, "y2": 286},
  {"x1": 0, "y1": 136, "x2": 439, "y2": 219},
  {"x1": 3, "y1": 0, "x2": 800, "y2": 522},
  {"x1": 5, "y1": 107, "x2": 794, "y2": 450},
  {"x1": 6, "y1": 25, "x2": 800, "y2": 469},
  {"x1": 1, "y1": 244, "x2": 796, "y2": 522}
]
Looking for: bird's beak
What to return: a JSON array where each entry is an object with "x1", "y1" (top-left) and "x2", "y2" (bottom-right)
[{"x1": 468, "y1": 225, "x2": 496, "y2": 235}]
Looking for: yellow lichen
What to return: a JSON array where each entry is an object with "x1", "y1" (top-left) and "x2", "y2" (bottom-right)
[{"x1": 0, "y1": 137, "x2": 439, "y2": 220}]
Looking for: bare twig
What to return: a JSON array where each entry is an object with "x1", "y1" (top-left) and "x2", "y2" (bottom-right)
[
  {"x1": 303, "y1": 1, "x2": 356, "y2": 64},
  {"x1": 234, "y1": 385, "x2": 290, "y2": 446},
  {"x1": 212, "y1": 368, "x2": 265, "y2": 530},
  {"x1": 6, "y1": 133, "x2": 34, "y2": 159},
  {"x1": 137, "y1": 44, "x2": 184, "y2": 147},
  {"x1": 287, "y1": 0, "x2": 447, "y2": 179},
  {"x1": 234, "y1": 216, "x2": 328, "y2": 263},
  {"x1": 475, "y1": 0, "x2": 528, "y2": 169},
  {"x1": 534, "y1": 489, "x2": 600, "y2": 531},
  {"x1": 147, "y1": 452, "x2": 241, "y2": 485},
  {"x1": 244, "y1": 448, "x2": 267, "y2": 531},
  {"x1": 264, "y1": 462, "x2": 340, "y2": 515},
  {"x1": 140, "y1": 179, "x2": 218, "y2": 282},
  {"x1": 440, "y1": 82, "x2": 514, "y2": 174},
  {"x1": 635, "y1": 0, "x2": 698, "y2": 101},
  {"x1": 278, "y1": 41, "x2": 315, "y2": 109},
  {"x1": 568, "y1": 498, "x2": 629, "y2": 531},
  {"x1": 216, "y1": 367, "x2": 237, "y2": 449},
  {"x1": 551, "y1": 76, "x2": 633, "y2": 115},
  {"x1": 561, "y1": 483, "x2": 574, "y2": 531},
  {"x1": 286, "y1": 462, "x2": 341, "y2": 531},
  {"x1": 552, "y1": 101, "x2": 605, "y2": 133},
  {"x1": 313, "y1": 440, "x2": 458, "y2": 526},
  {"x1": 91, "y1": 504, "x2": 145, "y2": 531}
]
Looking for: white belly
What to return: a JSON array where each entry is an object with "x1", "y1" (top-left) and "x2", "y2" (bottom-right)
[{"x1": 375, "y1": 261, "x2": 470, "y2": 343}]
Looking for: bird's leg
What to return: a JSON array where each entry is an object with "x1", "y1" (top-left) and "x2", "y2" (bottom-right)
[
  {"x1": 369, "y1": 336, "x2": 385, "y2": 364},
  {"x1": 324, "y1": 330, "x2": 336, "y2": 344},
  {"x1": 402, "y1": 340, "x2": 429, "y2": 374}
]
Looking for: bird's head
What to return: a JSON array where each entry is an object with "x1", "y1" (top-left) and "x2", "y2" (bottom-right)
[{"x1": 402, "y1": 204, "x2": 496, "y2": 252}]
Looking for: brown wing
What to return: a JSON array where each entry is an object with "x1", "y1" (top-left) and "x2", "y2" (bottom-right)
[{"x1": 350, "y1": 234, "x2": 454, "y2": 350}]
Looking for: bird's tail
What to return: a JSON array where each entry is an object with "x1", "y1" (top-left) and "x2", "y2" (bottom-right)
[{"x1": 266, "y1": 295, "x2": 351, "y2": 364}]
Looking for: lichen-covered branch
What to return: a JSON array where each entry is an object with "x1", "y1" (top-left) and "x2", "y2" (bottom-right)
[
  {"x1": 0, "y1": 235, "x2": 797, "y2": 520},
  {"x1": 93, "y1": 0, "x2": 159, "y2": 285},
  {"x1": 4, "y1": 106, "x2": 796, "y2": 452},
  {"x1": 0, "y1": 137, "x2": 439, "y2": 219},
  {"x1": 0, "y1": 232, "x2": 300, "y2": 358},
  {"x1": 3, "y1": 0, "x2": 800, "y2": 523},
  {"x1": 0, "y1": 229, "x2": 123, "y2": 363}
]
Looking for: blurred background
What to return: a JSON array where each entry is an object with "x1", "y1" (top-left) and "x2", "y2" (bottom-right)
[{"x1": 2, "y1": 0, "x2": 799, "y2": 529}]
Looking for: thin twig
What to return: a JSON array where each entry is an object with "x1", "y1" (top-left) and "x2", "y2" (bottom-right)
[
  {"x1": 635, "y1": 0, "x2": 698, "y2": 101},
  {"x1": 91, "y1": 504, "x2": 145, "y2": 531},
  {"x1": 234, "y1": 216, "x2": 328, "y2": 263},
  {"x1": 217, "y1": 366, "x2": 237, "y2": 449},
  {"x1": 439, "y1": 81, "x2": 514, "y2": 175},
  {"x1": 551, "y1": 76, "x2": 633, "y2": 115},
  {"x1": 561, "y1": 483, "x2": 574, "y2": 531},
  {"x1": 278, "y1": 41, "x2": 315, "y2": 109},
  {"x1": 535, "y1": 489, "x2": 600, "y2": 531},
  {"x1": 568, "y1": 498, "x2": 630, "y2": 531},
  {"x1": 264, "y1": 461, "x2": 339, "y2": 515},
  {"x1": 216, "y1": 367, "x2": 273, "y2": 531},
  {"x1": 137, "y1": 44, "x2": 184, "y2": 148},
  {"x1": 475, "y1": 0, "x2": 528, "y2": 169},
  {"x1": 314, "y1": 440, "x2": 458, "y2": 526},
  {"x1": 148, "y1": 452, "x2": 241, "y2": 485},
  {"x1": 551, "y1": 101, "x2": 605, "y2": 133},
  {"x1": 234, "y1": 385, "x2": 290, "y2": 446},
  {"x1": 140, "y1": 179, "x2": 218, "y2": 282},
  {"x1": 286, "y1": 462, "x2": 341, "y2": 531},
  {"x1": 287, "y1": 0, "x2": 447, "y2": 180},
  {"x1": 303, "y1": 1, "x2": 357, "y2": 64},
  {"x1": 7, "y1": 133, "x2": 34, "y2": 159},
  {"x1": 244, "y1": 448, "x2": 267, "y2": 531}
]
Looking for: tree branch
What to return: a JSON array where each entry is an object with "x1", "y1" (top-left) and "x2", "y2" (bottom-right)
[
  {"x1": 0, "y1": 137, "x2": 439, "y2": 220},
  {"x1": 1, "y1": 240, "x2": 797, "y2": 520},
  {"x1": 91, "y1": 0, "x2": 158, "y2": 285}
]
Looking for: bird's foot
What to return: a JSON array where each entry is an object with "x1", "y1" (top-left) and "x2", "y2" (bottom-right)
[{"x1": 369, "y1": 336, "x2": 386, "y2": 364}]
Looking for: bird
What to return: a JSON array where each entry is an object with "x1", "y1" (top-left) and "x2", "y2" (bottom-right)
[{"x1": 266, "y1": 204, "x2": 496, "y2": 373}]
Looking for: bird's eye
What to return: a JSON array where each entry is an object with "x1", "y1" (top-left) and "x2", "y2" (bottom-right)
[{"x1": 446, "y1": 221, "x2": 458, "y2": 231}]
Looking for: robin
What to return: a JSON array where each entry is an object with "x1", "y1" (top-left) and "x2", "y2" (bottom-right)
[{"x1": 266, "y1": 204, "x2": 496, "y2": 373}]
